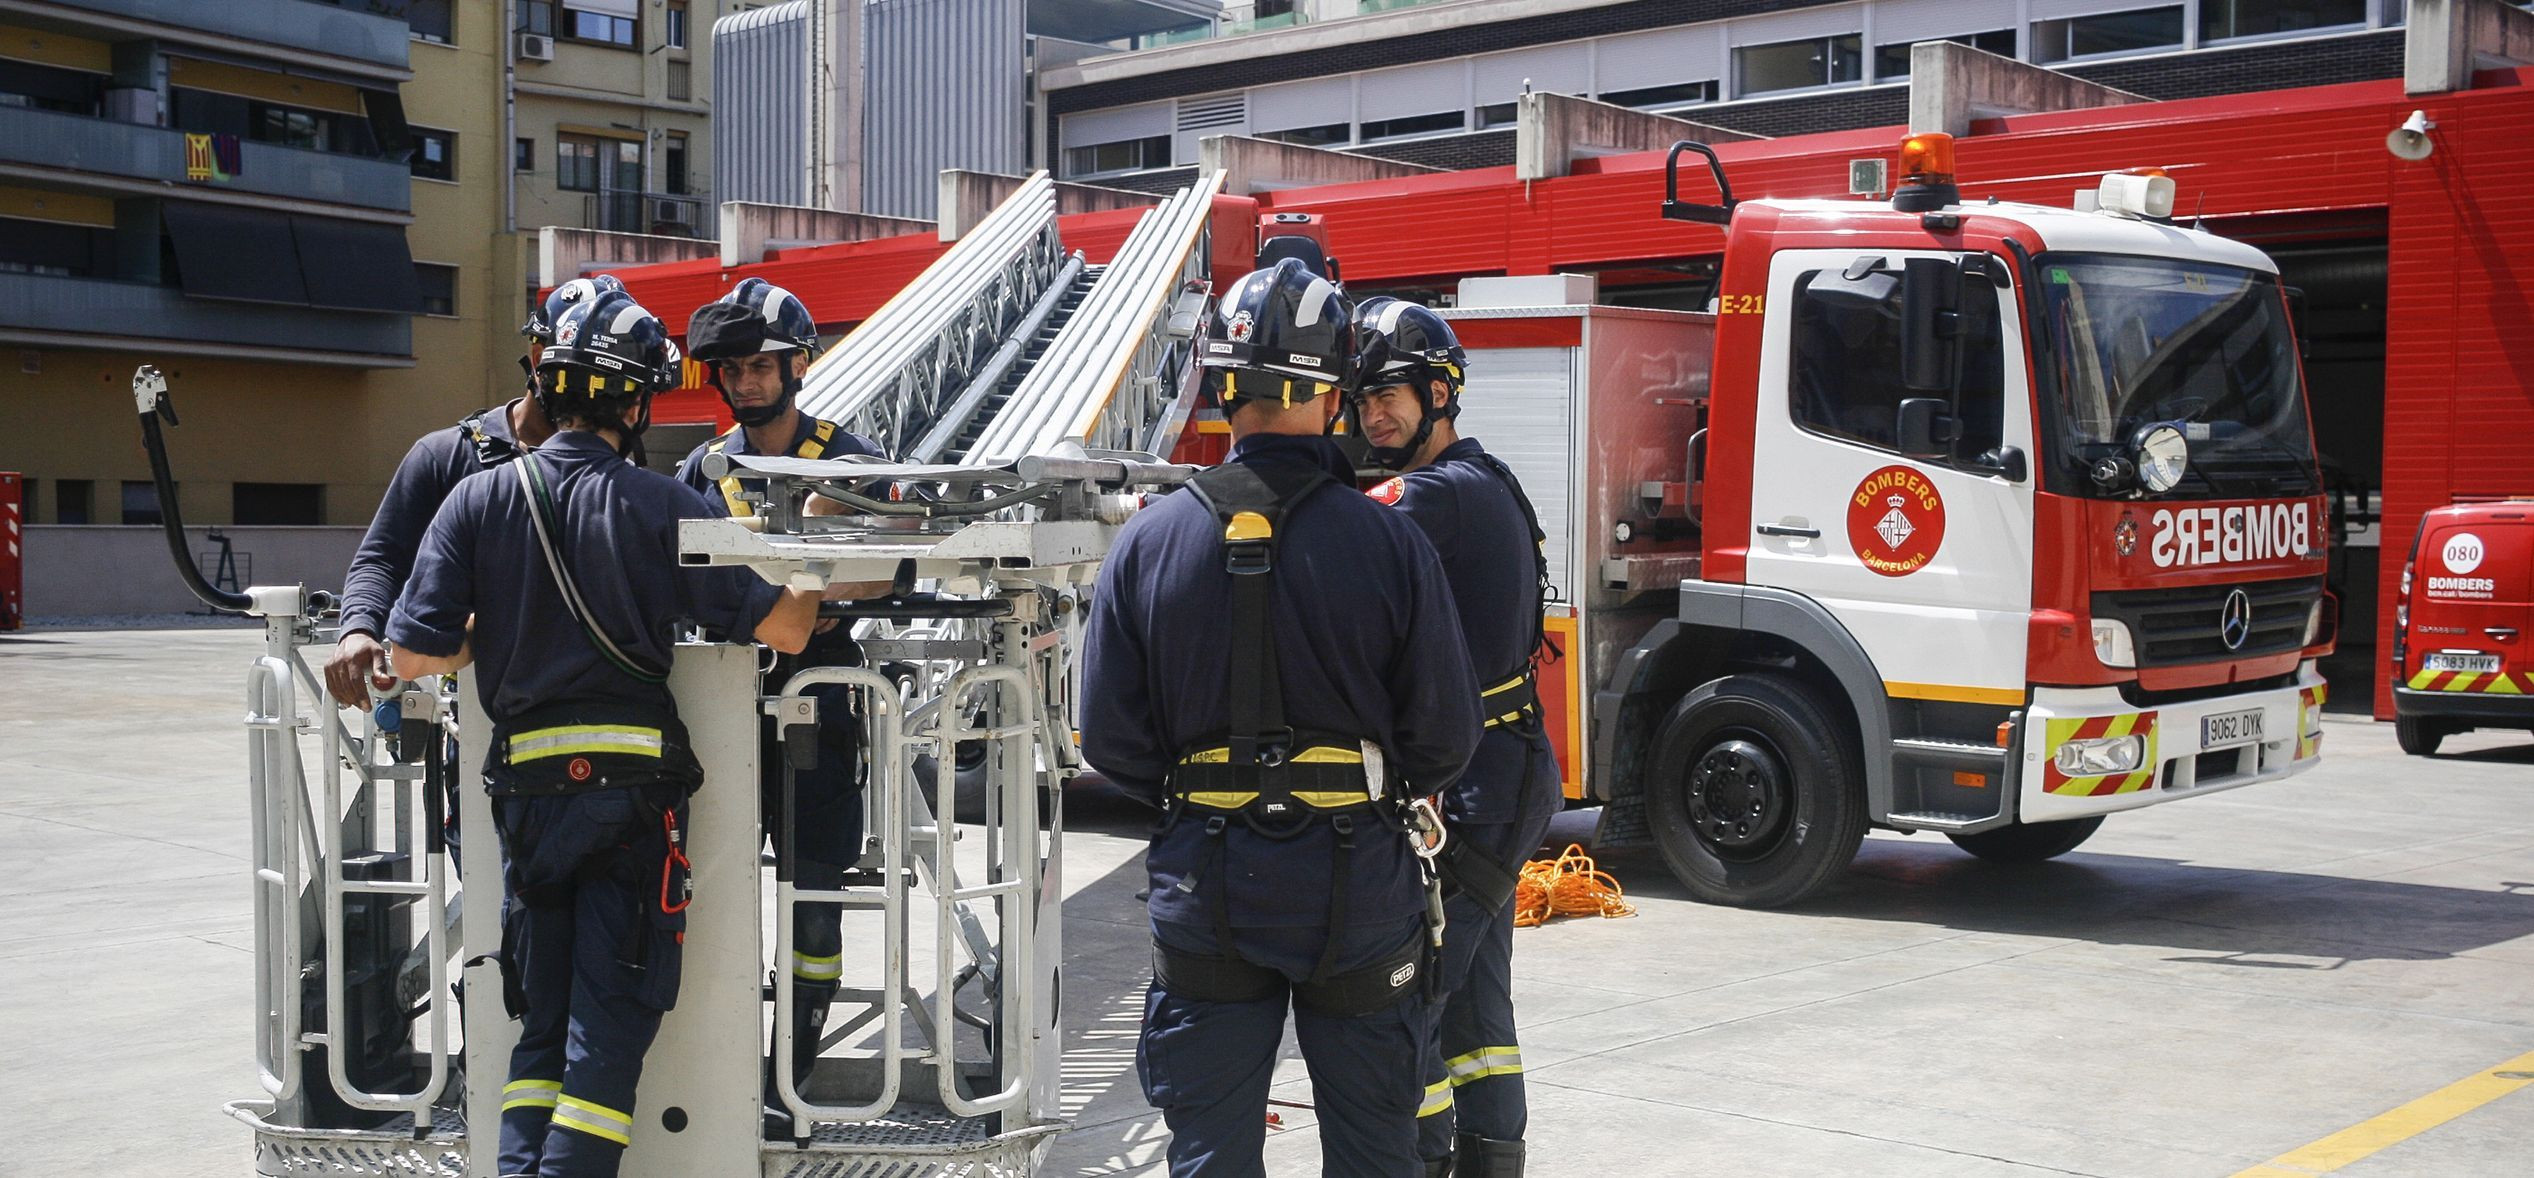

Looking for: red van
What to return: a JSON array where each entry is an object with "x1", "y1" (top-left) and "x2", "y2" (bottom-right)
[{"x1": 2392, "y1": 500, "x2": 2534, "y2": 754}]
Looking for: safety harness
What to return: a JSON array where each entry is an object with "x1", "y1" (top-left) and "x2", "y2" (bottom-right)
[
  {"x1": 1154, "y1": 460, "x2": 1448, "y2": 1017},
  {"x1": 458, "y1": 406, "x2": 523, "y2": 469},
  {"x1": 702, "y1": 418, "x2": 838, "y2": 517}
]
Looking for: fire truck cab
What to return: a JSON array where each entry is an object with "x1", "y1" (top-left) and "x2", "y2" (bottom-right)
[
  {"x1": 1455, "y1": 136, "x2": 2335, "y2": 907},
  {"x1": 2392, "y1": 500, "x2": 2534, "y2": 754}
]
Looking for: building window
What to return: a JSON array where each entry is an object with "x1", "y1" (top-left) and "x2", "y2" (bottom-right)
[
  {"x1": 121, "y1": 480, "x2": 164, "y2": 527},
  {"x1": 1736, "y1": 35, "x2": 1864, "y2": 97},
  {"x1": 564, "y1": 0, "x2": 638, "y2": 47},
  {"x1": 0, "y1": 58, "x2": 107, "y2": 116},
  {"x1": 666, "y1": 1, "x2": 689, "y2": 48},
  {"x1": 1254, "y1": 0, "x2": 1296, "y2": 18},
  {"x1": 515, "y1": 136, "x2": 535, "y2": 171},
  {"x1": 1358, "y1": 110, "x2": 1465, "y2": 141},
  {"x1": 1788, "y1": 263, "x2": 2004, "y2": 461},
  {"x1": 2033, "y1": 6, "x2": 2186, "y2": 62},
  {"x1": 557, "y1": 133, "x2": 601, "y2": 190},
  {"x1": 415, "y1": 262, "x2": 457, "y2": 316},
  {"x1": 56, "y1": 479, "x2": 92, "y2": 526},
  {"x1": 1063, "y1": 135, "x2": 1171, "y2": 177},
  {"x1": 1597, "y1": 80, "x2": 1719, "y2": 110},
  {"x1": 233, "y1": 483, "x2": 324, "y2": 526},
  {"x1": 667, "y1": 59, "x2": 691, "y2": 101},
  {"x1": 0, "y1": 216, "x2": 111, "y2": 278},
  {"x1": 2199, "y1": 0, "x2": 2368, "y2": 41},
  {"x1": 664, "y1": 132, "x2": 689, "y2": 195},
  {"x1": 518, "y1": 0, "x2": 555, "y2": 36},
  {"x1": 402, "y1": 0, "x2": 455, "y2": 44},
  {"x1": 411, "y1": 127, "x2": 456, "y2": 181},
  {"x1": 172, "y1": 89, "x2": 379, "y2": 156},
  {"x1": 1257, "y1": 122, "x2": 1349, "y2": 147},
  {"x1": 1875, "y1": 30, "x2": 2017, "y2": 80}
]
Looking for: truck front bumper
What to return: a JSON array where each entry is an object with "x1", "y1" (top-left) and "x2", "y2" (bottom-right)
[{"x1": 2019, "y1": 662, "x2": 2327, "y2": 824}]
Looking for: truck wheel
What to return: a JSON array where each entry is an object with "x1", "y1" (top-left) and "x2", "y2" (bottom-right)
[
  {"x1": 2395, "y1": 715, "x2": 2448, "y2": 756},
  {"x1": 1645, "y1": 674, "x2": 1866, "y2": 908},
  {"x1": 1946, "y1": 817, "x2": 2103, "y2": 864}
]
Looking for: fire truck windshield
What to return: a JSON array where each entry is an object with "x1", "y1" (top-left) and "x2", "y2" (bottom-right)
[{"x1": 2030, "y1": 253, "x2": 2319, "y2": 499}]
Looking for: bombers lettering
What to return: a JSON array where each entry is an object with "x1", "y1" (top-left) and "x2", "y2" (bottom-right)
[
  {"x1": 1853, "y1": 468, "x2": 1939, "y2": 513},
  {"x1": 2148, "y1": 503, "x2": 2313, "y2": 568},
  {"x1": 2427, "y1": 575, "x2": 2497, "y2": 599}
]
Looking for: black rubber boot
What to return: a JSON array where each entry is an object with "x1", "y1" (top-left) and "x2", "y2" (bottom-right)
[
  {"x1": 1454, "y1": 1132, "x2": 1524, "y2": 1178},
  {"x1": 762, "y1": 986, "x2": 834, "y2": 1140}
]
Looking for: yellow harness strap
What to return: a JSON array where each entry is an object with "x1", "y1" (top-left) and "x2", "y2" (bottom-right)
[{"x1": 711, "y1": 418, "x2": 841, "y2": 518}]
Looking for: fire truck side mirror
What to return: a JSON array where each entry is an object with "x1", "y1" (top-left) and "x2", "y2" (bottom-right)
[
  {"x1": 1900, "y1": 256, "x2": 1964, "y2": 392},
  {"x1": 1894, "y1": 397, "x2": 1958, "y2": 460}
]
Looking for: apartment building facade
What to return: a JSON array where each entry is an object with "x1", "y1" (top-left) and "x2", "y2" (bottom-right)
[{"x1": 1045, "y1": 0, "x2": 2420, "y2": 189}]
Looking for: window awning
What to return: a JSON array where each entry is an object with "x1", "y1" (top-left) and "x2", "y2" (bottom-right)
[
  {"x1": 163, "y1": 201, "x2": 308, "y2": 305},
  {"x1": 163, "y1": 201, "x2": 418, "y2": 312},
  {"x1": 293, "y1": 215, "x2": 420, "y2": 313}
]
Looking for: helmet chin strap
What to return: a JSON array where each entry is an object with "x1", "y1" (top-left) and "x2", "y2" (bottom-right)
[
  {"x1": 724, "y1": 356, "x2": 802, "y2": 428},
  {"x1": 1351, "y1": 373, "x2": 1452, "y2": 471}
]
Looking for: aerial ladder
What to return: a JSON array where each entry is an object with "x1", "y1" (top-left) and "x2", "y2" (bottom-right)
[{"x1": 172, "y1": 168, "x2": 1227, "y2": 1176}]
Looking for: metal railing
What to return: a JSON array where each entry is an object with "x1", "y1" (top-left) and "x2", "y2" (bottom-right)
[{"x1": 585, "y1": 190, "x2": 709, "y2": 237}]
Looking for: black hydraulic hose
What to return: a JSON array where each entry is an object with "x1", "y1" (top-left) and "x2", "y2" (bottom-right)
[{"x1": 133, "y1": 369, "x2": 253, "y2": 613}]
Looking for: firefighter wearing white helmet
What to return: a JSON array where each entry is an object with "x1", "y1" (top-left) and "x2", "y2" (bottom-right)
[{"x1": 1349, "y1": 296, "x2": 1560, "y2": 1178}]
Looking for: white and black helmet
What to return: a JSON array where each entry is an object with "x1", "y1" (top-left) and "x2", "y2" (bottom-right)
[
  {"x1": 686, "y1": 276, "x2": 819, "y2": 361},
  {"x1": 1196, "y1": 258, "x2": 1353, "y2": 408}
]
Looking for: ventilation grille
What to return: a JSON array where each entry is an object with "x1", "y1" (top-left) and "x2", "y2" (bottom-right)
[{"x1": 1175, "y1": 94, "x2": 1247, "y2": 132}]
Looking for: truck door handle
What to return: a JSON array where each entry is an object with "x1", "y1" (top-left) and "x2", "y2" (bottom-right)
[
  {"x1": 1756, "y1": 523, "x2": 1821, "y2": 539},
  {"x1": 2489, "y1": 627, "x2": 2520, "y2": 641}
]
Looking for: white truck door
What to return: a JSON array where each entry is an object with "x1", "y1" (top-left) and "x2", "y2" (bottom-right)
[{"x1": 1743, "y1": 248, "x2": 2036, "y2": 706}]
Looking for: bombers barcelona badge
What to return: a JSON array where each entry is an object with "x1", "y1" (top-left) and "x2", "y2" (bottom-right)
[
  {"x1": 1845, "y1": 465, "x2": 1946, "y2": 577},
  {"x1": 1367, "y1": 476, "x2": 1406, "y2": 506}
]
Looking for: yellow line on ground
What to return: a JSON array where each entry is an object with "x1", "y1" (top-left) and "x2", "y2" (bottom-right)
[{"x1": 2228, "y1": 1048, "x2": 2534, "y2": 1176}]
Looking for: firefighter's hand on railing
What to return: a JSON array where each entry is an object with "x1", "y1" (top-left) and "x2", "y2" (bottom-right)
[{"x1": 325, "y1": 631, "x2": 398, "y2": 710}]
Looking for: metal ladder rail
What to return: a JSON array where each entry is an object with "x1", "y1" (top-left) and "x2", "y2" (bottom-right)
[
  {"x1": 970, "y1": 171, "x2": 1226, "y2": 465},
  {"x1": 793, "y1": 173, "x2": 1054, "y2": 426},
  {"x1": 1044, "y1": 173, "x2": 1221, "y2": 460},
  {"x1": 244, "y1": 656, "x2": 308, "y2": 1102},
  {"x1": 962, "y1": 187, "x2": 1188, "y2": 465},
  {"x1": 907, "y1": 251, "x2": 1090, "y2": 465},
  {"x1": 937, "y1": 264, "x2": 1106, "y2": 466},
  {"x1": 859, "y1": 242, "x2": 1061, "y2": 458},
  {"x1": 771, "y1": 666, "x2": 912, "y2": 1133},
  {"x1": 796, "y1": 175, "x2": 1060, "y2": 431},
  {"x1": 317, "y1": 675, "x2": 453, "y2": 1115},
  {"x1": 931, "y1": 663, "x2": 1040, "y2": 1119}
]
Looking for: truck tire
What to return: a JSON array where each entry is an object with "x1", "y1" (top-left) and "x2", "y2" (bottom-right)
[
  {"x1": 1946, "y1": 817, "x2": 2103, "y2": 864},
  {"x1": 1645, "y1": 674, "x2": 1867, "y2": 908},
  {"x1": 2395, "y1": 715, "x2": 2448, "y2": 756}
]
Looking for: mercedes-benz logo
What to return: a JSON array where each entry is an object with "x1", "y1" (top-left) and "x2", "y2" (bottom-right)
[{"x1": 2219, "y1": 588, "x2": 2254, "y2": 651}]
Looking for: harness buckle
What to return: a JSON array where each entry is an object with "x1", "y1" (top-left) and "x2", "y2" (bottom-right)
[{"x1": 1223, "y1": 538, "x2": 1273, "y2": 576}]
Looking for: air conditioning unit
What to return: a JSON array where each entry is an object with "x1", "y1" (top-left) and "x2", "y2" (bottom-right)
[{"x1": 515, "y1": 32, "x2": 553, "y2": 62}]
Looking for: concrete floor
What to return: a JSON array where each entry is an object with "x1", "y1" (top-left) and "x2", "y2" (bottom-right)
[{"x1": 5, "y1": 626, "x2": 2532, "y2": 1176}]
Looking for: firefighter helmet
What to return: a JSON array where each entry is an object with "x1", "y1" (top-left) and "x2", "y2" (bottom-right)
[
  {"x1": 535, "y1": 291, "x2": 672, "y2": 443},
  {"x1": 1345, "y1": 297, "x2": 1466, "y2": 469},
  {"x1": 1196, "y1": 258, "x2": 1353, "y2": 409},
  {"x1": 687, "y1": 277, "x2": 820, "y2": 427},
  {"x1": 521, "y1": 273, "x2": 627, "y2": 342}
]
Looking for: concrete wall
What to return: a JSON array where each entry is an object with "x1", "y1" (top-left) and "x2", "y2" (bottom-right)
[{"x1": 22, "y1": 525, "x2": 363, "y2": 618}]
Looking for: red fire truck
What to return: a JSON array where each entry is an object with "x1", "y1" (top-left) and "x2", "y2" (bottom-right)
[
  {"x1": 2391, "y1": 499, "x2": 2534, "y2": 754},
  {"x1": 1463, "y1": 135, "x2": 2335, "y2": 907}
]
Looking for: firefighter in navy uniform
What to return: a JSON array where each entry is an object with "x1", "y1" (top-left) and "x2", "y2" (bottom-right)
[
  {"x1": 325, "y1": 274, "x2": 624, "y2": 710},
  {"x1": 387, "y1": 291, "x2": 821, "y2": 1178},
  {"x1": 671, "y1": 277, "x2": 889, "y2": 1121},
  {"x1": 1347, "y1": 297, "x2": 1561, "y2": 1178},
  {"x1": 1080, "y1": 259, "x2": 1484, "y2": 1178}
]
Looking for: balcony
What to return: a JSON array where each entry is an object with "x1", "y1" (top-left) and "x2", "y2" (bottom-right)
[
  {"x1": 585, "y1": 190, "x2": 708, "y2": 237},
  {"x1": 41, "y1": 0, "x2": 410, "y2": 74},
  {"x1": 0, "y1": 272, "x2": 412, "y2": 365},
  {"x1": 0, "y1": 106, "x2": 411, "y2": 215},
  {"x1": 1147, "y1": 8, "x2": 1302, "y2": 46}
]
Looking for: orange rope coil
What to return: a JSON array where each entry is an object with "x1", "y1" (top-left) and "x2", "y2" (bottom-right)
[{"x1": 1511, "y1": 843, "x2": 1635, "y2": 928}]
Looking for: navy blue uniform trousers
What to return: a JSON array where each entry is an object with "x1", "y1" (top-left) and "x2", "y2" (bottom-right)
[
  {"x1": 1416, "y1": 812, "x2": 1554, "y2": 1160},
  {"x1": 1141, "y1": 914, "x2": 1432, "y2": 1178},
  {"x1": 493, "y1": 789, "x2": 686, "y2": 1178}
]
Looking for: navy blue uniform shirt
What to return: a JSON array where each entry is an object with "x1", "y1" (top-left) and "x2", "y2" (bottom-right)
[
  {"x1": 340, "y1": 401, "x2": 523, "y2": 639},
  {"x1": 672, "y1": 414, "x2": 884, "y2": 519},
  {"x1": 1080, "y1": 432, "x2": 1483, "y2": 928},
  {"x1": 1371, "y1": 437, "x2": 1564, "y2": 825},
  {"x1": 388, "y1": 430, "x2": 782, "y2": 726}
]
